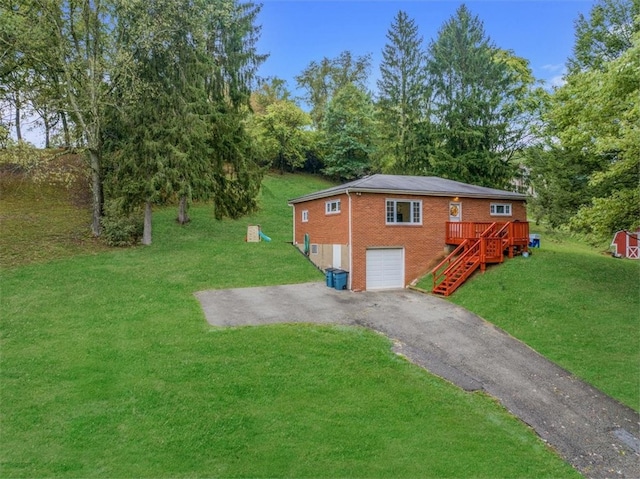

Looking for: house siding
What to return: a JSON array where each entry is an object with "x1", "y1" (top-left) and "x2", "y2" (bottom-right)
[{"x1": 292, "y1": 192, "x2": 527, "y2": 291}]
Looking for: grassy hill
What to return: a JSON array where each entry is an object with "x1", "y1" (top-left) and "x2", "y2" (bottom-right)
[
  {"x1": 417, "y1": 231, "x2": 639, "y2": 410},
  {"x1": 2, "y1": 167, "x2": 633, "y2": 477}
]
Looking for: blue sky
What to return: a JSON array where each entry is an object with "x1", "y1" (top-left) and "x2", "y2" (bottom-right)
[
  {"x1": 256, "y1": 0, "x2": 597, "y2": 97},
  {"x1": 19, "y1": 0, "x2": 596, "y2": 146}
]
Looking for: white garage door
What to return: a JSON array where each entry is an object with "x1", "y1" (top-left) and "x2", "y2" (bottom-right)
[{"x1": 366, "y1": 248, "x2": 404, "y2": 290}]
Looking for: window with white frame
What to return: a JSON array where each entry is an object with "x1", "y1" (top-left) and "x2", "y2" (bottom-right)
[
  {"x1": 386, "y1": 199, "x2": 422, "y2": 224},
  {"x1": 325, "y1": 199, "x2": 341, "y2": 215},
  {"x1": 302, "y1": 210, "x2": 309, "y2": 222},
  {"x1": 490, "y1": 203, "x2": 512, "y2": 216}
]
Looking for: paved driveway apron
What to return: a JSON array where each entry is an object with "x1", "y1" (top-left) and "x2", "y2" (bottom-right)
[{"x1": 195, "y1": 282, "x2": 639, "y2": 479}]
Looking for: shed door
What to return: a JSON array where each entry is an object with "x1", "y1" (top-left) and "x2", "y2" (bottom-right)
[
  {"x1": 627, "y1": 234, "x2": 639, "y2": 259},
  {"x1": 366, "y1": 248, "x2": 404, "y2": 290}
]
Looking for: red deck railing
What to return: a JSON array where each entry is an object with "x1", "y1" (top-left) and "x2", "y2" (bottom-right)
[
  {"x1": 433, "y1": 221, "x2": 530, "y2": 296},
  {"x1": 446, "y1": 221, "x2": 529, "y2": 247}
]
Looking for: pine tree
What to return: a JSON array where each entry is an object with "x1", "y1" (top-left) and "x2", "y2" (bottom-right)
[
  {"x1": 104, "y1": 0, "x2": 266, "y2": 243},
  {"x1": 426, "y1": 5, "x2": 534, "y2": 189},
  {"x1": 376, "y1": 10, "x2": 429, "y2": 174}
]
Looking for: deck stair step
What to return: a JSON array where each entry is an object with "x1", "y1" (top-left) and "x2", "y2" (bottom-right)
[{"x1": 431, "y1": 221, "x2": 529, "y2": 296}]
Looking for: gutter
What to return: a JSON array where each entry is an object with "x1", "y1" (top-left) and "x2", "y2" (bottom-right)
[
  {"x1": 290, "y1": 203, "x2": 296, "y2": 245},
  {"x1": 289, "y1": 188, "x2": 527, "y2": 204}
]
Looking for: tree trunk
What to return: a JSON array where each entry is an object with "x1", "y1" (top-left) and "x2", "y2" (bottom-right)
[
  {"x1": 60, "y1": 111, "x2": 71, "y2": 148},
  {"x1": 14, "y1": 93, "x2": 22, "y2": 141},
  {"x1": 44, "y1": 118, "x2": 51, "y2": 149},
  {"x1": 89, "y1": 149, "x2": 102, "y2": 236},
  {"x1": 177, "y1": 195, "x2": 190, "y2": 225},
  {"x1": 142, "y1": 201, "x2": 152, "y2": 245}
]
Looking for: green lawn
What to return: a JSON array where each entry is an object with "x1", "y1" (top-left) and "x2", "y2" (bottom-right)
[
  {"x1": 1, "y1": 172, "x2": 582, "y2": 477},
  {"x1": 417, "y1": 230, "x2": 640, "y2": 411}
]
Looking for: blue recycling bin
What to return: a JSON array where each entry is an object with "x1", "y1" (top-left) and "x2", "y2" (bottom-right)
[
  {"x1": 325, "y1": 268, "x2": 337, "y2": 288},
  {"x1": 333, "y1": 270, "x2": 348, "y2": 290},
  {"x1": 529, "y1": 234, "x2": 541, "y2": 248}
]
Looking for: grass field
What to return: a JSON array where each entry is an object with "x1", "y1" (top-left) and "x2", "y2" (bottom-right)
[
  {"x1": 0, "y1": 173, "x2": 110, "y2": 268},
  {"x1": 0, "y1": 171, "x2": 583, "y2": 477},
  {"x1": 416, "y1": 230, "x2": 640, "y2": 411}
]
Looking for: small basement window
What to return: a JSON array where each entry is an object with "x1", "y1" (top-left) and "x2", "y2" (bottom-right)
[
  {"x1": 310, "y1": 244, "x2": 319, "y2": 255},
  {"x1": 386, "y1": 199, "x2": 422, "y2": 224},
  {"x1": 325, "y1": 199, "x2": 341, "y2": 215},
  {"x1": 490, "y1": 203, "x2": 512, "y2": 216},
  {"x1": 302, "y1": 210, "x2": 309, "y2": 222}
]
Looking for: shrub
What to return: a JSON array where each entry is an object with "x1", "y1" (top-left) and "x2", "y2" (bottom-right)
[{"x1": 100, "y1": 199, "x2": 143, "y2": 246}]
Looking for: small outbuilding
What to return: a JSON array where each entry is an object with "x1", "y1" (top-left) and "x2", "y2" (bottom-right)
[{"x1": 610, "y1": 229, "x2": 640, "y2": 259}]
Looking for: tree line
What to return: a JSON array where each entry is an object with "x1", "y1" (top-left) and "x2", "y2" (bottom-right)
[{"x1": 1, "y1": 0, "x2": 638, "y2": 245}]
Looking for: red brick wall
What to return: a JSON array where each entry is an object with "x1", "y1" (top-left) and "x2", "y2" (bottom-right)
[
  {"x1": 454, "y1": 198, "x2": 527, "y2": 223},
  {"x1": 293, "y1": 192, "x2": 527, "y2": 291},
  {"x1": 349, "y1": 194, "x2": 448, "y2": 290},
  {"x1": 293, "y1": 193, "x2": 349, "y2": 246}
]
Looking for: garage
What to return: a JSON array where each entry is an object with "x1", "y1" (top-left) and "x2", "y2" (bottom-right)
[{"x1": 366, "y1": 248, "x2": 404, "y2": 290}]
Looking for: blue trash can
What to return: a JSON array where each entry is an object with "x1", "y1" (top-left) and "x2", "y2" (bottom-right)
[
  {"x1": 529, "y1": 234, "x2": 541, "y2": 248},
  {"x1": 325, "y1": 268, "x2": 337, "y2": 288},
  {"x1": 333, "y1": 270, "x2": 348, "y2": 290}
]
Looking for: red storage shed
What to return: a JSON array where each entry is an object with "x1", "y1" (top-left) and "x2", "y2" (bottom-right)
[{"x1": 611, "y1": 229, "x2": 640, "y2": 259}]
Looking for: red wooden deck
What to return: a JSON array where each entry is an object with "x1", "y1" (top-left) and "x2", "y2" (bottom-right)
[
  {"x1": 446, "y1": 221, "x2": 530, "y2": 250},
  {"x1": 432, "y1": 221, "x2": 530, "y2": 296}
]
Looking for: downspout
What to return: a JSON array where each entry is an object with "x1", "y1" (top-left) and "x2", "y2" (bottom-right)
[
  {"x1": 290, "y1": 203, "x2": 296, "y2": 245},
  {"x1": 346, "y1": 190, "x2": 353, "y2": 290}
]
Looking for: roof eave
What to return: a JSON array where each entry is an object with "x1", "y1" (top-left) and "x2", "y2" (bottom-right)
[{"x1": 288, "y1": 187, "x2": 527, "y2": 204}]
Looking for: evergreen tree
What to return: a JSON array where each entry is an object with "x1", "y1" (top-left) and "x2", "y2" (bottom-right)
[
  {"x1": 426, "y1": 5, "x2": 536, "y2": 189},
  {"x1": 376, "y1": 10, "x2": 430, "y2": 174},
  {"x1": 105, "y1": 0, "x2": 265, "y2": 243}
]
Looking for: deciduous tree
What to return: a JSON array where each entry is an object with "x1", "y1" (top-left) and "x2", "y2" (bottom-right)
[
  {"x1": 530, "y1": 0, "x2": 639, "y2": 241},
  {"x1": 296, "y1": 51, "x2": 371, "y2": 128},
  {"x1": 322, "y1": 83, "x2": 376, "y2": 180},
  {"x1": 256, "y1": 100, "x2": 311, "y2": 174}
]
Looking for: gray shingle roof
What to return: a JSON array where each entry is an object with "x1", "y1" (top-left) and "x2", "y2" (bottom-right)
[{"x1": 288, "y1": 174, "x2": 527, "y2": 203}]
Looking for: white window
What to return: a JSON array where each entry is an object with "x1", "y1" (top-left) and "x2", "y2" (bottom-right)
[
  {"x1": 302, "y1": 210, "x2": 309, "y2": 222},
  {"x1": 490, "y1": 203, "x2": 512, "y2": 216},
  {"x1": 325, "y1": 199, "x2": 341, "y2": 215},
  {"x1": 386, "y1": 199, "x2": 422, "y2": 224}
]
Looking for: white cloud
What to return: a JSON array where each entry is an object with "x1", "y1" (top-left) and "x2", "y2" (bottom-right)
[
  {"x1": 549, "y1": 74, "x2": 567, "y2": 88},
  {"x1": 539, "y1": 63, "x2": 567, "y2": 90},
  {"x1": 541, "y1": 63, "x2": 564, "y2": 73}
]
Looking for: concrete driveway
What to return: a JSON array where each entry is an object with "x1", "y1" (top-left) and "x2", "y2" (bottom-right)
[{"x1": 195, "y1": 282, "x2": 639, "y2": 479}]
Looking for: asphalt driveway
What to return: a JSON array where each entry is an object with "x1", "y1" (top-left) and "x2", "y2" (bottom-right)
[{"x1": 195, "y1": 282, "x2": 639, "y2": 479}]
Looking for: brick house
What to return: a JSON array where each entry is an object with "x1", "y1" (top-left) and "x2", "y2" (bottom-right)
[{"x1": 288, "y1": 174, "x2": 528, "y2": 292}]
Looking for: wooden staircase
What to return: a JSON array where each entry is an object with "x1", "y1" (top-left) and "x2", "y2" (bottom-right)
[{"x1": 432, "y1": 221, "x2": 529, "y2": 296}]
